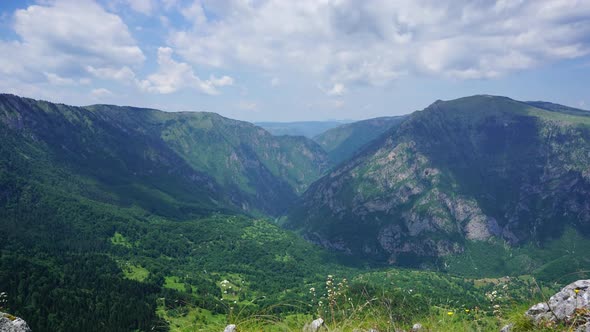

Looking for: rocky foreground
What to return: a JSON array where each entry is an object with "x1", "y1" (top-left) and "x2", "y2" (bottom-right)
[
  {"x1": 221, "y1": 280, "x2": 590, "y2": 332},
  {"x1": 522, "y1": 279, "x2": 590, "y2": 331}
]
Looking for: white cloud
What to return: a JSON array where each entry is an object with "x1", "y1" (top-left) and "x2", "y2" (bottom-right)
[
  {"x1": 208, "y1": 75, "x2": 234, "y2": 87},
  {"x1": 325, "y1": 83, "x2": 346, "y2": 96},
  {"x1": 270, "y1": 77, "x2": 280, "y2": 87},
  {"x1": 86, "y1": 66, "x2": 137, "y2": 83},
  {"x1": 125, "y1": 0, "x2": 154, "y2": 15},
  {"x1": 139, "y1": 47, "x2": 233, "y2": 95},
  {"x1": 0, "y1": 0, "x2": 144, "y2": 84},
  {"x1": 170, "y1": 0, "x2": 590, "y2": 86},
  {"x1": 91, "y1": 88, "x2": 113, "y2": 98},
  {"x1": 44, "y1": 72, "x2": 77, "y2": 86}
]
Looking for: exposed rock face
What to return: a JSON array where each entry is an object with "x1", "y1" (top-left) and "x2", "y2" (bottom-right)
[
  {"x1": 525, "y1": 279, "x2": 590, "y2": 330},
  {"x1": 0, "y1": 312, "x2": 32, "y2": 332},
  {"x1": 288, "y1": 95, "x2": 590, "y2": 263}
]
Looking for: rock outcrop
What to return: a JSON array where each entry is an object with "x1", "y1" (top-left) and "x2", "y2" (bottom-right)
[
  {"x1": 525, "y1": 279, "x2": 590, "y2": 331},
  {"x1": 0, "y1": 312, "x2": 32, "y2": 332},
  {"x1": 224, "y1": 324, "x2": 237, "y2": 332},
  {"x1": 303, "y1": 318, "x2": 324, "y2": 332}
]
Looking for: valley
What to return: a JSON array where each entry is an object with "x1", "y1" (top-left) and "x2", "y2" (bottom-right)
[{"x1": 1, "y1": 94, "x2": 590, "y2": 331}]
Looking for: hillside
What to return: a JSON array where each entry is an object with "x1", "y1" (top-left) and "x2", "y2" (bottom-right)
[
  {"x1": 0, "y1": 94, "x2": 338, "y2": 331},
  {"x1": 0, "y1": 94, "x2": 329, "y2": 216},
  {"x1": 313, "y1": 116, "x2": 407, "y2": 165},
  {"x1": 288, "y1": 95, "x2": 590, "y2": 270}
]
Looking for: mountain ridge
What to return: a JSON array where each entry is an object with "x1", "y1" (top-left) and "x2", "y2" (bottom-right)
[{"x1": 287, "y1": 95, "x2": 590, "y2": 265}]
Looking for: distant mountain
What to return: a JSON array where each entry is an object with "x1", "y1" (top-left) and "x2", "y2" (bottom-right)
[
  {"x1": 287, "y1": 95, "x2": 590, "y2": 265},
  {"x1": 255, "y1": 120, "x2": 349, "y2": 138},
  {"x1": 313, "y1": 116, "x2": 406, "y2": 165},
  {"x1": 0, "y1": 94, "x2": 329, "y2": 217}
]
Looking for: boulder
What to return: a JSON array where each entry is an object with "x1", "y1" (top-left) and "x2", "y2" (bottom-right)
[
  {"x1": 224, "y1": 324, "x2": 237, "y2": 332},
  {"x1": 525, "y1": 279, "x2": 590, "y2": 329},
  {"x1": 303, "y1": 318, "x2": 324, "y2": 332},
  {"x1": 0, "y1": 312, "x2": 32, "y2": 332}
]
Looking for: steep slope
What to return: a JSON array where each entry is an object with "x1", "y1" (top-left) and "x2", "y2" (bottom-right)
[
  {"x1": 0, "y1": 94, "x2": 329, "y2": 216},
  {"x1": 288, "y1": 95, "x2": 590, "y2": 265},
  {"x1": 0, "y1": 94, "x2": 336, "y2": 331},
  {"x1": 255, "y1": 120, "x2": 347, "y2": 138},
  {"x1": 313, "y1": 116, "x2": 406, "y2": 165}
]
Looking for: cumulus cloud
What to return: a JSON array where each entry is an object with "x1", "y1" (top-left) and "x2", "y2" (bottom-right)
[
  {"x1": 170, "y1": 0, "x2": 590, "y2": 86},
  {"x1": 86, "y1": 66, "x2": 137, "y2": 83},
  {"x1": 139, "y1": 47, "x2": 233, "y2": 95},
  {"x1": 0, "y1": 0, "x2": 144, "y2": 85}
]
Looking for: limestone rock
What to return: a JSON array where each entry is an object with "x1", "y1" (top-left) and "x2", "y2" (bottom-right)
[
  {"x1": 411, "y1": 323, "x2": 423, "y2": 331},
  {"x1": 224, "y1": 324, "x2": 237, "y2": 332},
  {"x1": 303, "y1": 318, "x2": 324, "y2": 332},
  {"x1": 0, "y1": 312, "x2": 32, "y2": 332},
  {"x1": 525, "y1": 279, "x2": 590, "y2": 326}
]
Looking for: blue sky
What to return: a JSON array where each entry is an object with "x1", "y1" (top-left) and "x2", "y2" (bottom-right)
[{"x1": 0, "y1": 0, "x2": 589, "y2": 121}]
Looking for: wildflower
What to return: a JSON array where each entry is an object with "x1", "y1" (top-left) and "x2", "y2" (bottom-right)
[
  {"x1": 447, "y1": 311, "x2": 454, "y2": 316},
  {"x1": 575, "y1": 289, "x2": 580, "y2": 294},
  {"x1": 465, "y1": 309, "x2": 470, "y2": 313}
]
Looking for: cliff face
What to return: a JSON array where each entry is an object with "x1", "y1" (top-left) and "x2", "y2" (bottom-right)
[{"x1": 288, "y1": 95, "x2": 590, "y2": 264}]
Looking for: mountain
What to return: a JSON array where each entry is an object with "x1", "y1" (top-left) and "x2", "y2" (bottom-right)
[
  {"x1": 0, "y1": 94, "x2": 338, "y2": 331},
  {"x1": 0, "y1": 94, "x2": 329, "y2": 217},
  {"x1": 313, "y1": 116, "x2": 406, "y2": 165},
  {"x1": 287, "y1": 95, "x2": 590, "y2": 266},
  {"x1": 255, "y1": 120, "x2": 349, "y2": 138}
]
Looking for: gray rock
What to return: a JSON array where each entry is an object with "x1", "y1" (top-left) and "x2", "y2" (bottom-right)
[
  {"x1": 576, "y1": 322, "x2": 590, "y2": 332},
  {"x1": 500, "y1": 323, "x2": 513, "y2": 332},
  {"x1": 303, "y1": 318, "x2": 324, "y2": 332},
  {"x1": 224, "y1": 324, "x2": 237, "y2": 332},
  {"x1": 411, "y1": 323, "x2": 423, "y2": 331},
  {"x1": 525, "y1": 279, "x2": 590, "y2": 324},
  {"x1": 0, "y1": 312, "x2": 32, "y2": 332}
]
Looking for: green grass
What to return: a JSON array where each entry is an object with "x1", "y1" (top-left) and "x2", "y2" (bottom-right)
[
  {"x1": 120, "y1": 262, "x2": 150, "y2": 282},
  {"x1": 110, "y1": 232, "x2": 132, "y2": 248}
]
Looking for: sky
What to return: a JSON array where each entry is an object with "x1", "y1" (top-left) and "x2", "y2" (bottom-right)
[{"x1": 0, "y1": 0, "x2": 589, "y2": 122}]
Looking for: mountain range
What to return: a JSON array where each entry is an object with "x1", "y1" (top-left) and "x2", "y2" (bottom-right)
[{"x1": 1, "y1": 93, "x2": 590, "y2": 331}]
